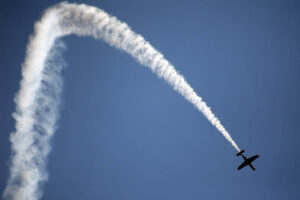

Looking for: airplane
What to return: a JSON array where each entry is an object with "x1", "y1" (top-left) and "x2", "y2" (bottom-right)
[{"x1": 236, "y1": 150, "x2": 259, "y2": 171}]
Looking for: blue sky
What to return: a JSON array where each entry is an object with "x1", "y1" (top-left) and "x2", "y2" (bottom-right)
[{"x1": 1, "y1": 0, "x2": 300, "y2": 199}]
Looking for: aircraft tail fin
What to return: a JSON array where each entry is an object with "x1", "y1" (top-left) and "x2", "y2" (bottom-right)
[{"x1": 236, "y1": 150, "x2": 245, "y2": 157}]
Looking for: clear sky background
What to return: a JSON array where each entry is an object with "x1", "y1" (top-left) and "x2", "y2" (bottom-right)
[{"x1": 1, "y1": 0, "x2": 300, "y2": 199}]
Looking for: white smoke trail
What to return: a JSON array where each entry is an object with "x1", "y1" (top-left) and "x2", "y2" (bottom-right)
[{"x1": 4, "y1": 2, "x2": 240, "y2": 200}]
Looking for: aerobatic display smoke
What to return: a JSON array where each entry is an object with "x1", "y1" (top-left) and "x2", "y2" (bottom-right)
[{"x1": 4, "y1": 2, "x2": 240, "y2": 200}]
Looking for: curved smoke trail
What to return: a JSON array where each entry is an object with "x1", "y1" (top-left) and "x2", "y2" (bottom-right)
[{"x1": 4, "y1": 2, "x2": 240, "y2": 200}]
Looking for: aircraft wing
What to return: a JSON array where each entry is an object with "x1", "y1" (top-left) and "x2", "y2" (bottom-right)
[{"x1": 237, "y1": 161, "x2": 248, "y2": 170}]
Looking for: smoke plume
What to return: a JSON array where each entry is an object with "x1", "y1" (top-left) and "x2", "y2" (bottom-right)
[{"x1": 4, "y1": 2, "x2": 240, "y2": 200}]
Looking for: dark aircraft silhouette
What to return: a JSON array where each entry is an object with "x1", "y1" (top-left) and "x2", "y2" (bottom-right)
[{"x1": 236, "y1": 150, "x2": 259, "y2": 171}]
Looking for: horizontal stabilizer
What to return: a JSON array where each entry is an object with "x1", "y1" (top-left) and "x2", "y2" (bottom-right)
[{"x1": 236, "y1": 150, "x2": 245, "y2": 156}]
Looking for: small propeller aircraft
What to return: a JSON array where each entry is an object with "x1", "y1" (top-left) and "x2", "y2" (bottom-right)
[{"x1": 236, "y1": 150, "x2": 259, "y2": 171}]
